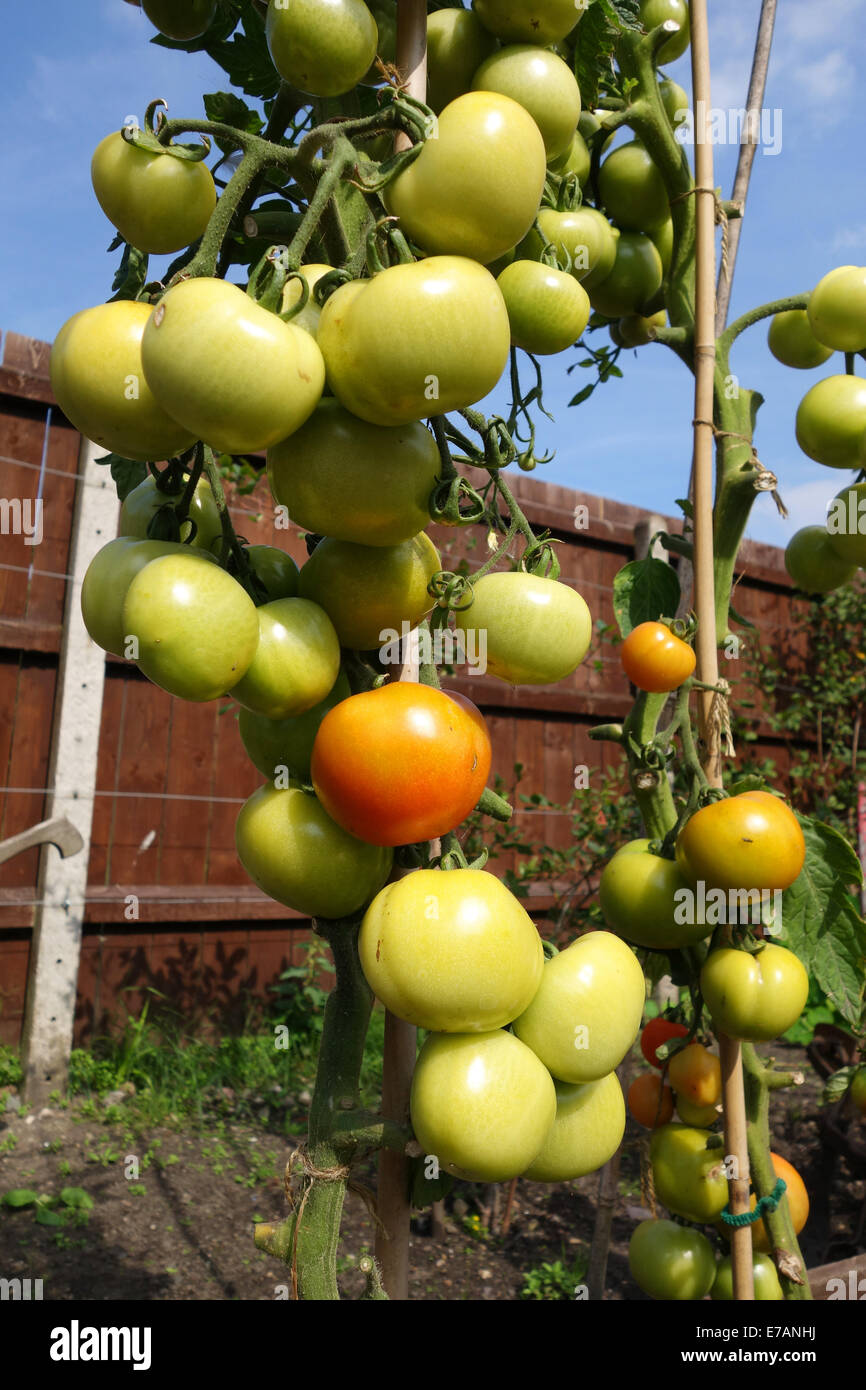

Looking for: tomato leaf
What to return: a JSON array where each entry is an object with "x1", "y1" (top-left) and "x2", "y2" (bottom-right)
[
  {"x1": 108, "y1": 243, "x2": 149, "y2": 303},
  {"x1": 202, "y1": 91, "x2": 264, "y2": 153},
  {"x1": 568, "y1": 384, "x2": 595, "y2": 408},
  {"x1": 2, "y1": 1189, "x2": 39, "y2": 1208},
  {"x1": 781, "y1": 816, "x2": 866, "y2": 1027},
  {"x1": 613, "y1": 558, "x2": 681, "y2": 637},
  {"x1": 94, "y1": 453, "x2": 149, "y2": 503},
  {"x1": 572, "y1": 0, "x2": 642, "y2": 110},
  {"x1": 34, "y1": 1206, "x2": 65, "y2": 1227},
  {"x1": 59, "y1": 1187, "x2": 94, "y2": 1211}
]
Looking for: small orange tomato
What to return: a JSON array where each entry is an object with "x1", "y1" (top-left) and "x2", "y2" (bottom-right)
[
  {"x1": 628, "y1": 1072, "x2": 674, "y2": 1128},
  {"x1": 667, "y1": 1042, "x2": 722, "y2": 1108},
  {"x1": 750, "y1": 1152, "x2": 809, "y2": 1251},
  {"x1": 620, "y1": 621, "x2": 696, "y2": 693}
]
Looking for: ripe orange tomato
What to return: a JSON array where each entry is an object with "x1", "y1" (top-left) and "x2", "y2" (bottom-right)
[
  {"x1": 750, "y1": 1152, "x2": 809, "y2": 1252},
  {"x1": 620, "y1": 621, "x2": 696, "y2": 692},
  {"x1": 310, "y1": 683, "x2": 492, "y2": 846},
  {"x1": 628, "y1": 1072, "x2": 674, "y2": 1128},
  {"x1": 676, "y1": 790, "x2": 806, "y2": 892},
  {"x1": 667, "y1": 1042, "x2": 722, "y2": 1108},
  {"x1": 640, "y1": 1016, "x2": 689, "y2": 1069}
]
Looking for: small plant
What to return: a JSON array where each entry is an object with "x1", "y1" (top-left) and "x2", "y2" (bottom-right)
[
  {"x1": 520, "y1": 1251, "x2": 589, "y2": 1301},
  {"x1": 129, "y1": 1184, "x2": 147, "y2": 1197},
  {"x1": 461, "y1": 1212, "x2": 490, "y2": 1242},
  {"x1": 0, "y1": 1045, "x2": 23, "y2": 1088},
  {"x1": 1, "y1": 1185, "x2": 94, "y2": 1228}
]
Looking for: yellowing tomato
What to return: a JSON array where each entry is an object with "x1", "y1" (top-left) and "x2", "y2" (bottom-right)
[
  {"x1": 675, "y1": 790, "x2": 806, "y2": 892},
  {"x1": 297, "y1": 531, "x2": 440, "y2": 650},
  {"x1": 700, "y1": 944, "x2": 809, "y2": 1042},
  {"x1": 620, "y1": 620, "x2": 696, "y2": 692},
  {"x1": 524, "y1": 1073, "x2": 625, "y2": 1181},
  {"x1": 454, "y1": 572, "x2": 592, "y2": 685}
]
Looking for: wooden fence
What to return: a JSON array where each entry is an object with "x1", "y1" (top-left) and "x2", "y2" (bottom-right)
[{"x1": 0, "y1": 329, "x2": 808, "y2": 1045}]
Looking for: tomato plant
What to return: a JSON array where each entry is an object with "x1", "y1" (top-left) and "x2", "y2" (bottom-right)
[
  {"x1": 749, "y1": 1152, "x2": 810, "y2": 1252},
  {"x1": 119, "y1": 473, "x2": 222, "y2": 551}
]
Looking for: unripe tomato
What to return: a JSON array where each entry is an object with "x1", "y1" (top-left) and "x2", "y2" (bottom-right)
[
  {"x1": 317, "y1": 257, "x2": 511, "y2": 426},
  {"x1": 512, "y1": 930, "x2": 646, "y2": 1083},
  {"x1": 650, "y1": 1123, "x2": 729, "y2": 1224},
  {"x1": 142, "y1": 0, "x2": 216, "y2": 40},
  {"x1": 711, "y1": 1253, "x2": 783, "y2": 1300},
  {"x1": 640, "y1": 1016, "x2": 688, "y2": 1069},
  {"x1": 410, "y1": 1029, "x2": 557, "y2": 1183},
  {"x1": 599, "y1": 141, "x2": 669, "y2": 233},
  {"x1": 119, "y1": 474, "x2": 222, "y2": 551},
  {"x1": 599, "y1": 844, "x2": 711, "y2": 950},
  {"x1": 849, "y1": 1068, "x2": 866, "y2": 1117},
  {"x1": 525, "y1": 1073, "x2": 625, "y2": 1181},
  {"x1": 750, "y1": 1152, "x2": 809, "y2": 1251},
  {"x1": 589, "y1": 232, "x2": 663, "y2": 318},
  {"x1": 807, "y1": 265, "x2": 866, "y2": 352},
  {"x1": 359, "y1": 869, "x2": 543, "y2": 1032},
  {"x1": 650, "y1": 217, "x2": 673, "y2": 276},
  {"x1": 620, "y1": 620, "x2": 696, "y2": 692},
  {"x1": 639, "y1": 0, "x2": 690, "y2": 63},
  {"x1": 549, "y1": 130, "x2": 591, "y2": 186},
  {"x1": 795, "y1": 375, "x2": 866, "y2": 469},
  {"x1": 675, "y1": 1092, "x2": 720, "y2": 1127},
  {"x1": 667, "y1": 1042, "x2": 722, "y2": 1108},
  {"x1": 471, "y1": 45, "x2": 581, "y2": 160},
  {"x1": 627, "y1": 1072, "x2": 674, "y2": 1128},
  {"x1": 618, "y1": 310, "x2": 667, "y2": 347},
  {"x1": 454, "y1": 571, "x2": 593, "y2": 685},
  {"x1": 496, "y1": 261, "x2": 591, "y2": 355},
  {"x1": 700, "y1": 944, "x2": 809, "y2": 1042},
  {"x1": 228, "y1": 598, "x2": 341, "y2": 720},
  {"x1": 81, "y1": 537, "x2": 215, "y2": 657},
  {"x1": 91, "y1": 133, "x2": 216, "y2": 255},
  {"x1": 825, "y1": 481, "x2": 866, "y2": 566},
  {"x1": 245, "y1": 546, "x2": 300, "y2": 601},
  {"x1": 50, "y1": 301, "x2": 197, "y2": 463},
  {"x1": 473, "y1": 0, "x2": 584, "y2": 45},
  {"x1": 297, "y1": 531, "x2": 440, "y2": 650},
  {"x1": 675, "y1": 790, "x2": 806, "y2": 892},
  {"x1": 265, "y1": 0, "x2": 378, "y2": 97},
  {"x1": 141, "y1": 278, "x2": 325, "y2": 456},
  {"x1": 767, "y1": 309, "x2": 834, "y2": 370},
  {"x1": 360, "y1": 0, "x2": 396, "y2": 84},
  {"x1": 235, "y1": 783, "x2": 392, "y2": 918},
  {"x1": 520, "y1": 206, "x2": 619, "y2": 288},
  {"x1": 785, "y1": 526, "x2": 857, "y2": 594},
  {"x1": 659, "y1": 77, "x2": 689, "y2": 126},
  {"x1": 311, "y1": 683, "x2": 492, "y2": 846},
  {"x1": 384, "y1": 92, "x2": 546, "y2": 266},
  {"x1": 427, "y1": 9, "x2": 497, "y2": 110},
  {"x1": 280, "y1": 264, "x2": 334, "y2": 339},
  {"x1": 629, "y1": 1219, "x2": 716, "y2": 1300},
  {"x1": 268, "y1": 401, "x2": 440, "y2": 548},
  {"x1": 237, "y1": 670, "x2": 351, "y2": 782}
]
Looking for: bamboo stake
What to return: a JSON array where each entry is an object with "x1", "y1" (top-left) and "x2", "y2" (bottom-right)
[
  {"x1": 373, "y1": 2, "x2": 428, "y2": 1300},
  {"x1": 689, "y1": 0, "x2": 754, "y2": 1303}
]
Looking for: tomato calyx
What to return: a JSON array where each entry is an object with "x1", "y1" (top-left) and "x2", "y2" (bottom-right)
[
  {"x1": 428, "y1": 476, "x2": 487, "y2": 527},
  {"x1": 122, "y1": 99, "x2": 213, "y2": 164},
  {"x1": 427, "y1": 570, "x2": 475, "y2": 614},
  {"x1": 519, "y1": 535, "x2": 562, "y2": 580}
]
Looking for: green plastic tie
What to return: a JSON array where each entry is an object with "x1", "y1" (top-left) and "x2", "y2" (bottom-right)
[{"x1": 720, "y1": 1177, "x2": 786, "y2": 1227}]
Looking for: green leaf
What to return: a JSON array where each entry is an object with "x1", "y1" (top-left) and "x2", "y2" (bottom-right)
[
  {"x1": 823, "y1": 1066, "x2": 857, "y2": 1103},
  {"x1": 568, "y1": 383, "x2": 595, "y2": 408},
  {"x1": 95, "y1": 454, "x2": 149, "y2": 503},
  {"x1": 108, "y1": 243, "x2": 149, "y2": 302},
  {"x1": 573, "y1": 0, "x2": 641, "y2": 110},
  {"x1": 192, "y1": 3, "x2": 281, "y2": 101},
  {"x1": 781, "y1": 816, "x2": 866, "y2": 1028},
  {"x1": 675, "y1": 497, "x2": 694, "y2": 520},
  {"x1": 59, "y1": 1187, "x2": 94, "y2": 1211},
  {"x1": 409, "y1": 1156, "x2": 454, "y2": 1208},
  {"x1": 34, "y1": 1206, "x2": 64, "y2": 1226},
  {"x1": 203, "y1": 91, "x2": 263, "y2": 153},
  {"x1": 2, "y1": 1188, "x2": 38, "y2": 1208},
  {"x1": 613, "y1": 558, "x2": 681, "y2": 637}
]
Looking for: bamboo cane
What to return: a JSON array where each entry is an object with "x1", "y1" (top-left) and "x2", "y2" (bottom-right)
[{"x1": 688, "y1": 0, "x2": 754, "y2": 1303}]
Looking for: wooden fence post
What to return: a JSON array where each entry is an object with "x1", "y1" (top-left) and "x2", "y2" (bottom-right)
[{"x1": 20, "y1": 436, "x2": 118, "y2": 1104}]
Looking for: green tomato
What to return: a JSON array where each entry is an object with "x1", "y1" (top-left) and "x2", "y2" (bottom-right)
[
  {"x1": 122, "y1": 552, "x2": 259, "y2": 701},
  {"x1": 851, "y1": 1067, "x2": 866, "y2": 1116},
  {"x1": 807, "y1": 265, "x2": 866, "y2": 352},
  {"x1": 523, "y1": 1073, "x2": 626, "y2": 1182},
  {"x1": 359, "y1": 868, "x2": 544, "y2": 1032},
  {"x1": 265, "y1": 0, "x2": 378, "y2": 97},
  {"x1": 548, "y1": 129, "x2": 591, "y2": 186},
  {"x1": 360, "y1": 0, "x2": 396, "y2": 84},
  {"x1": 141, "y1": 277, "x2": 325, "y2": 456},
  {"x1": 426, "y1": 8, "x2": 498, "y2": 111},
  {"x1": 472, "y1": 45, "x2": 581, "y2": 160},
  {"x1": 795, "y1": 375, "x2": 866, "y2": 468},
  {"x1": 409, "y1": 1030, "x2": 557, "y2": 1182},
  {"x1": 245, "y1": 545, "x2": 300, "y2": 601},
  {"x1": 826, "y1": 481, "x2": 866, "y2": 566},
  {"x1": 639, "y1": 0, "x2": 690, "y2": 63},
  {"x1": 119, "y1": 474, "x2": 222, "y2": 550},
  {"x1": 619, "y1": 309, "x2": 667, "y2": 347},
  {"x1": 317, "y1": 257, "x2": 511, "y2": 426},
  {"x1": 91, "y1": 132, "x2": 216, "y2": 256},
  {"x1": 512, "y1": 929, "x2": 645, "y2": 1083},
  {"x1": 711, "y1": 1253, "x2": 784, "y2": 1301},
  {"x1": 650, "y1": 1123, "x2": 729, "y2": 1224},
  {"x1": 229, "y1": 598, "x2": 341, "y2": 719},
  {"x1": 50, "y1": 301, "x2": 197, "y2": 464},
  {"x1": 599, "y1": 845, "x2": 711, "y2": 950},
  {"x1": 280, "y1": 263, "x2": 335, "y2": 340},
  {"x1": 298, "y1": 531, "x2": 441, "y2": 650},
  {"x1": 659, "y1": 77, "x2": 689, "y2": 126},
  {"x1": 629, "y1": 1219, "x2": 716, "y2": 1301},
  {"x1": 589, "y1": 232, "x2": 664, "y2": 318},
  {"x1": 700, "y1": 944, "x2": 809, "y2": 1042},
  {"x1": 599, "y1": 141, "x2": 670, "y2": 232},
  {"x1": 268, "y1": 401, "x2": 440, "y2": 548},
  {"x1": 767, "y1": 309, "x2": 834, "y2": 369},
  {"x1": 141, "y1": 0, "x2": 216, "y2": 40},
  {"x1": 650, "y1": 217, "x2": 674, "y2": 276},
  {"x1": 80, "y1": 537, "x2": 215, "y2": 656},
  {"x1": 384, "y1": 91, "x2": 546, "y2": 265},
  {"x1": 473, "y1": 0, "x2": 584, "y2": 45},
  {"x1": 785, "y1": 526, "x2": 857, "y2": 594},
  {"x1": 455, "y1": 571, "x2": 592, "y2": 685},
  {"x1": 519, "y1": 207, "x2": 619, "y2": 288},
  {"x1": 237, "y1": 670, "x2": 352, "y2": 781},
  {"x1": 235, "y1": 783, "x2": 392, "y2": 918},
  {"x1": 497, "y1": 261, "x2": 591, "y2": 355}
]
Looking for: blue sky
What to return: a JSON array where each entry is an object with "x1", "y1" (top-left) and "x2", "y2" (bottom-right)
[{"x1": 2, "y1": 0, "x2": 865, "y2": 547}]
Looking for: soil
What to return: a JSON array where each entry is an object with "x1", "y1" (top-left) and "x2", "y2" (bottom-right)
[{"x1": 0, "y1": 1042, "x2": 862, "y2": 1302}]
